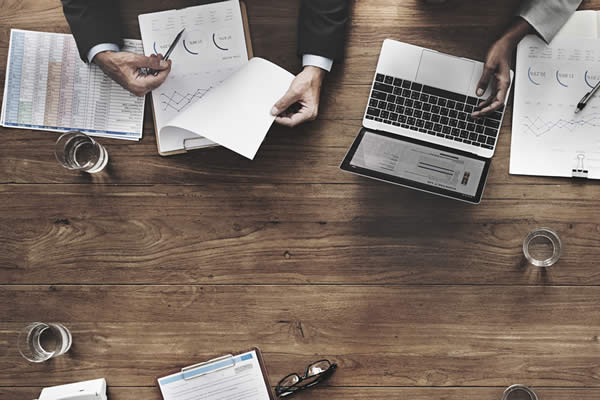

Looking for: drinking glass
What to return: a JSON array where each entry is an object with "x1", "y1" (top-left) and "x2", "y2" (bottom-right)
[
  {"x1": 502, "y1": 384, "x2": 538, "y2": 400},
  {"x1": 55, "y1": 131, "x2": 108, "y2": 173},
  {"x1": 18, "y1": 322, "x2": 72, "y2": 363},
  {"x1": 523, "y1": 228, "x2": 562, "y2": 267}
]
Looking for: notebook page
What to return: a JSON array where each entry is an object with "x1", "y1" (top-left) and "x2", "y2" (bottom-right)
[
  {"x1": 161, "y1": 57, "x2": 294, "y2": 160},
  {"x1": 139, "y1": 0, "x2": 249, "y2": 152}
]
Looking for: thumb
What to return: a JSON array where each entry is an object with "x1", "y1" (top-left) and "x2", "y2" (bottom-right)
[
  {"x1": 271, "y1": 86, "x2": 301, "y2": 116},
  {"x1": 476, "y1": 65, "x2": 494, "y2": 97}
]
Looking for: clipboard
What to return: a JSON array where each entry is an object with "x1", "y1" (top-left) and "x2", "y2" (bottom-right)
[
  {"x1": 149, "y1": 0, "x2": 254, "y2": 157},
  {"x1": 156, "y1": 347, "x2": 276, "y2": 400}
]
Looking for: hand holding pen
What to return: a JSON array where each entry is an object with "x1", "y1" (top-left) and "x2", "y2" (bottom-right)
[{"x1": 140, "y1": 28, "x2": 185, "y2": 77}]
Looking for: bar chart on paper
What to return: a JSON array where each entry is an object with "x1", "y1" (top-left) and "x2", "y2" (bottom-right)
[
  {"x1": 1, "y1": 30, "x2": 145, "y2": 140},
  {"x1": 511, "y1": 35, "x2": 600, "y2": 179}
]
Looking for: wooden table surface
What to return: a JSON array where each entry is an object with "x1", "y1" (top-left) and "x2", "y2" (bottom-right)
[{"x1": 2, "y1": 0, "x2": 600, "y2": 399}]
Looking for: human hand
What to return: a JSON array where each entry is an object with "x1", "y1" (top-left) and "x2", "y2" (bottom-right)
[
  {"x1": 472, "y1": 38, "x2": 513, "y2": 118},
  {"x1": 94, "y1": 51, "x2": 172, "y2": 97},
  {"x1": 271, "y1": 66, "x2": 326, "y2": 127},
  {"x1": 472, "y1": 17, "x2": 532, "y2": 118}
]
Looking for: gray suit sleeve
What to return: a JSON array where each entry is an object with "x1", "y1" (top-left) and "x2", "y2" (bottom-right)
[{"x1": 518, "y1": 0, "x2": 583, "y2": 43}]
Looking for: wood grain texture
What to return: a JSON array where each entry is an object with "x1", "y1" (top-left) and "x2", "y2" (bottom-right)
[
  {"x1": 1, "y1": 286, "x2": 600, "y2": 387},
  {"x1": 4, "y1": 388, "x2": 600, "y2": 400},
  {"x1": 1, "y1": 0, "x2": 600, "y2": 399},
  {"x1": 2, "y1": 184, "x2": 600, "y2": 285}
]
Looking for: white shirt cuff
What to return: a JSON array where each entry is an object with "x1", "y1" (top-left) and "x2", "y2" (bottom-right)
[
  {"x1": 302, "y1": 54, "x2": 334, "y2": 72},
  {"x1": 87, "y1": 43, "x2": 121, "y2": 63}
]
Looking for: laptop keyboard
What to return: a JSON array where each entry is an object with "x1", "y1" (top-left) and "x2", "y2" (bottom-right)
[{"x1": 365, "y1": 73, "x2": 504, "y2": 150}]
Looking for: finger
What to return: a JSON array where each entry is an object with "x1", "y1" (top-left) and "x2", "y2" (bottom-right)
[
  {"x1": 130, "y1": 63, "x2": 171, "y2": 96},
  {"x1": 493, "y1": 65, "x2": 511, "y2": 108},
  {"x1": 473, "y1": 80, "x2": 509, "y2": 117},
  {"x1": 275, "y1": 113, "x2": 307, "y2": 128},
  {"x1": 133, "y1": 53, "x2": 170, "y2": 70},
  {"x1": 271, "y1": 86, "x2": 302, "y2": 116},
  {"x1": 473, "y1": 91, "x2": 495, "y2": 109},
  {"x1": 476, "y1": 65, "x2": 494, "y2": 97},
  {"x1": 474, "y1": 99, "x2": 504, "y2": 116},
  {"x1": 275, "y1": 107, "x2": 316, "y2": 127}
]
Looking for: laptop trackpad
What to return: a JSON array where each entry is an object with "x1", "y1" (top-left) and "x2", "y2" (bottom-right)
[{"x1": 416, "y1": 50, "x2": 475, "y2": 94}]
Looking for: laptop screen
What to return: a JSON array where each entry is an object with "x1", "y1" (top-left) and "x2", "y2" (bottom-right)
[{"x1": 340, "y1": 129, "x2": 491, "y2": 203}]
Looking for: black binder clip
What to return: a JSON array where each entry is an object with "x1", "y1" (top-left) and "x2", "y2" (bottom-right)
[
  {"x1": 181, "y1": 354, "x2": 236, "y2": 381},
  {"x1": 572, "y1": 153, "x2": 589, "y2": 179}
]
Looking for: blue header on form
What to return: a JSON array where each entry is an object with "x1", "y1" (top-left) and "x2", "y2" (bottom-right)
[{"x1": 159, "y1": 353, "x2": 254, "y2": 386}]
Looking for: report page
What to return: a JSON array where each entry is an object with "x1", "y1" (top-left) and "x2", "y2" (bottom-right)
[{"x1": 350, "y1": 131, "x2": 486, "y2": 197}]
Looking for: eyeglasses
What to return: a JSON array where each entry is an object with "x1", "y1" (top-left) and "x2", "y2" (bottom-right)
[{"x1": 275, "y1": 360, "x2": 337, "y2": 398}]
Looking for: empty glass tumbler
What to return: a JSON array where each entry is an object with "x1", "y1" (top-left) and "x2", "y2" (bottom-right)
[
  {"x1": 502, "y1": 384, "x2": 538, "y2": 400},
  {"x1": 18, "y1": 322, "x2": 72, "y2": 362},
  {"x1": 55, "y1": 131, "x2": 108, "y2": 173},
  {"x1": 523, "y1": 228, "x2": 562, "y2": 267}
]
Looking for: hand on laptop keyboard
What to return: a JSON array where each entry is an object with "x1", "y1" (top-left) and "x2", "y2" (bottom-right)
[
  {"x1": 471, "y1": 38, "x2": 512, "y2": 118},
  {"x1": 472, "y1": 16, "x2": 533, "y2": 118}
]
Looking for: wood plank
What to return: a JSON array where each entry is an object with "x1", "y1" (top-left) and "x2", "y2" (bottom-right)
[
  {"x1": 1, "y1": 110, "x2": 597, "y2": 185},
  {"x1": 3, "y1": 387, "x2": 600, "y2": 400},
  {"x1": 1, "y1": 285, "x2": 600, "y2": 387},
  {"x1": 2, "y1": 183, "x2": 600, "y2": 285}
]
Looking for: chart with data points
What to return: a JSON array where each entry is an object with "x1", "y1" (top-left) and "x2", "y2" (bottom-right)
[
  {"x1": 511, "y1": 34, "x2": 600, "y2": 179},
  {"x1": 139, "y1": 0, "x2": 249, "y2": 147}
]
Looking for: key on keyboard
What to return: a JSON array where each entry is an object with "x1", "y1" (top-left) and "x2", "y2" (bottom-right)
[{"x1": 366, "y1": 74, "x2": 504, "y2": 151}]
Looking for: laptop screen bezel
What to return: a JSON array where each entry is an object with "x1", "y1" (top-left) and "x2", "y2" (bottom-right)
[{"x1": 340, "y1": 128, "x2": 491, "y2": 204}]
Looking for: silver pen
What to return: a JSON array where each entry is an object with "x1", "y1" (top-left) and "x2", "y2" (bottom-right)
[{"x1": 575, "y1": 79, "x2": 600, "y2": 113}]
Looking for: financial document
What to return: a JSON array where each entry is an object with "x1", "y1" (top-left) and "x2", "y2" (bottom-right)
[
  {"x1": 1, "y1": 29, "x2": 145, "y2": 140},
  {"x1": 350, "y1": 132, "x2": 486, "y2": 197},
  {"x1": 158, "y1": 350, "x2": 271, "y2": 400},
  {"x1": 139, "y1": 0, "x2": 250, "y2": 153},
  {"x1": 511, "y1": 34, "x2": 600, "y2": 179}
]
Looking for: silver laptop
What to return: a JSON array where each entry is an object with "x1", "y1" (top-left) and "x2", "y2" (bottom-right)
[{"x1": 340, "y1": 39, "x2": 513, "y2": 204}]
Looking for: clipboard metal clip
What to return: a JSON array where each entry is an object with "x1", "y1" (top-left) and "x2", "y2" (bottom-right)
[
  {"x1": 572, "y1": 153, "x2": 589, "y2": 179},
  {"x1": 181, "y1": 354, "x2": 236, "y2": 381}
]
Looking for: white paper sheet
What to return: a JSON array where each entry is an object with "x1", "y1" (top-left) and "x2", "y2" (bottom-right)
[
  {"x1": 553, "y1": 10, "x2": 598, "y2": 40},
  {"x1": 139, "y1": 0, "x2": 249, "y2": 153},
  {"x1": 1, "y1": 30, "x2": 145, "y2": 140},
  {"x1": 162, "y1": 57, "x2": 294, "y2": 160},
  {"x1": 510, "y1": 34, "x2": 600, "y2": 179}
]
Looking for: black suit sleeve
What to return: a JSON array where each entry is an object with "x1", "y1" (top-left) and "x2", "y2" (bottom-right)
[
  {"x1": 61, "y1": 0, "x2": 123, "y2": 62},
  {"x1": 297, "y1": 0, "x2": 350, "y2": 62}
]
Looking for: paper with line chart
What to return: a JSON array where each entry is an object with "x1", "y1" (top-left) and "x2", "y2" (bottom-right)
[
  {"x1": 511, "y1": 34, "x2": 600, "y2": 179},
  {"x1": 139, "y1": 0, "x2": 249, "y2": 153}
]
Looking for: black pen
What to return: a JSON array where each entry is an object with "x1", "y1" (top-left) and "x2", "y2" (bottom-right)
[
  {"x1": 151, "y1": 28, "x2": 185, "y2": 76},
  {"x1": 575, "y1": 79, "x2": 600, "y2": 113}
]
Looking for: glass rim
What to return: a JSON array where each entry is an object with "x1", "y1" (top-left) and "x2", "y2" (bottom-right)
[
  {"x1": 502, "y1": 384, "x2": 538, "y2": 400},
  {"x1": 54, "y1": 131, "x2": 102, "y2": 171},
  {"x1": 523, "y1": 227, "x2": 562, "y2": 267},
  {"x1": 18, "y1": 322, "x2": 54, "y2": 362}
]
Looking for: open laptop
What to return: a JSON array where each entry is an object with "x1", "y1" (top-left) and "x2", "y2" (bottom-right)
[{"x1": 340, "y1": 39, "x2": 513, "y2": 204}]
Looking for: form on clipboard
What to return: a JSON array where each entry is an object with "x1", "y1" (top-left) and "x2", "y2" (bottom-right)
[{"x1": 157, "y1": 348, "x2": 275, "y2": 400}]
